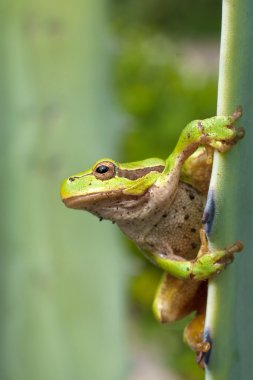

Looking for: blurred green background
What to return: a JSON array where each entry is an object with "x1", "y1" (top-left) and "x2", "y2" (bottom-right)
[{"x1": 0, "y1": 1, "x2": 221, "y2": 379}]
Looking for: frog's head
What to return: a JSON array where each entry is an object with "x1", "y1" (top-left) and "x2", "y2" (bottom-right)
[{"x1": 60, "y1": 157, "x2": 165, "y2": 221}]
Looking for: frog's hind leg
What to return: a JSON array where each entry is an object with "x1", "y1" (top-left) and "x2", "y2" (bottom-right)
[
  {"x1": 152, "y1": 272, "x2": 207, "y2": 323},
  {"x1": 181, "y1": 146, "x2": 213, "y2": 194},
  {"x1": 182, "y1": 278, "x2": 213, "y2": 368},
  {"x1": 153, "y1": 273, "x2": 209, "y2": 367},
  {"x1": 184, "y1": 311, "x2": 211, "y2": 368}
]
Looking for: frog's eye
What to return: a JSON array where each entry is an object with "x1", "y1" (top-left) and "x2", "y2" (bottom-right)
[
  {"x1": 96, "y1": 165, "x2": 109, "y2": 174},
  {"x1": 93, "y1": 161, "x2": 115, "y2": 180}
]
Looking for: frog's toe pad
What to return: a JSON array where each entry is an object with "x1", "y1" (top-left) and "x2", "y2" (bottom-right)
[{"x1": 196, "y1": 329, "x2": 213, "y2": 369}]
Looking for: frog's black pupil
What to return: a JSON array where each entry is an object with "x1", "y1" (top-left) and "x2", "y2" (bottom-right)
[{"x1": 96, "y1": 165, "x2": 109, "y2": 174}]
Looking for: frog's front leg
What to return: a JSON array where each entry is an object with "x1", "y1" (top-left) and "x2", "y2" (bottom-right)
[
  {"x1": 148, "y1": 239, "x2": 243, "y2": 281},
  {"x1": 150, "y1": 108, "x2": 244, "y2": 213},
  {"x1": 164, "y1": 106, "x2": 244, "y2": 177}
]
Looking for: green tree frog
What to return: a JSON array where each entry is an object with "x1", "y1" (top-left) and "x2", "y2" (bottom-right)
[{"x1": 60, "y1": 108, "x2": 244, "y2": 366}]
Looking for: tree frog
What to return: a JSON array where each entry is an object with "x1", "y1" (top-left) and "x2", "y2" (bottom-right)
[{"x1": 60, "y1": 108, "x2": 244, "y2": 366}]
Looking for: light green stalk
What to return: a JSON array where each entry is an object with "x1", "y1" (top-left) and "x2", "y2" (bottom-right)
[
  {"x1": 0, "y1": 1, "x2": 127, "y2": 380},
  {"x1": 205, "y1": 0, "x2": 253, "y2": 379}
]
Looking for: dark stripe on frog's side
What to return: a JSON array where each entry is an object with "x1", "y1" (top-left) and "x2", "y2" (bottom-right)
[{"x1": 116, "y1": 165, "x2": 164, "y2": 180}]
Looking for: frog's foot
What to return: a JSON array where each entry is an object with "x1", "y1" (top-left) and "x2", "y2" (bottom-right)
[
  {"x1": 209, "y1": 125, "x2": 245, "y2": 153},
  {"x1": 184, "y1": 312, "x2": 212, "y2": 369},
  {"x1": 197, "y1": 107, "x2": 245, "y2": 152},
  {"x1": 191, "y1": 241, "x2": 243, "y2": 281},
  {"x1": 196, "y1": 340, "x2": 212, "y2": 369}
]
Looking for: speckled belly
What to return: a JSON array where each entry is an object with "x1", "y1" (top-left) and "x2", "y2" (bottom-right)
[{"x1": 142, "y1": 182, "x2": 206, "y2": 260}]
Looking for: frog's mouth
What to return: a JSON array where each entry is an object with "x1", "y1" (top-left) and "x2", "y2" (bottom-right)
[
  {"x1": 62, "y1": 191, "x2": 122, "y2": 209},
  {"x1": 62, "y1": 189, "x2": 148, "y2": 214},
  {"x1": 62, "y1": 195, "x2": 88, "y2": 209}
]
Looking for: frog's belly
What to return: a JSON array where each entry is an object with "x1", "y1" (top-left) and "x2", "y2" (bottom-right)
[{"x1": 141, "y1": 182, "x2": 206, "y2": 260}]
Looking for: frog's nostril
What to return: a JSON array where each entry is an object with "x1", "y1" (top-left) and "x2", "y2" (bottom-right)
[{"x1": 69, "y1": 177, "x2": 75, "y2": 182}]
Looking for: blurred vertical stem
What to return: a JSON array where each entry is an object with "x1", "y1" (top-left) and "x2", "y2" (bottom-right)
[
  {"x1": 0, "y1": 1, "x2": 127, "y2": 380},
  {"x1": 205, "y1": 0, "x2": 253, "y2": 379}
]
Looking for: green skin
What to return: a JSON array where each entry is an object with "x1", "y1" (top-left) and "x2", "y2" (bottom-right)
[
  {"x1": 61, "y1": 109, "x2": 244, "y2": 358},
  {"x1": 61, "y1": 109, "x2": 244, "y2": 282}
]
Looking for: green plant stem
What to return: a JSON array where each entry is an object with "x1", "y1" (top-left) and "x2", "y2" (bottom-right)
[{"x1": 205, "y1": 0, "x2": 253, "y2": 379}]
